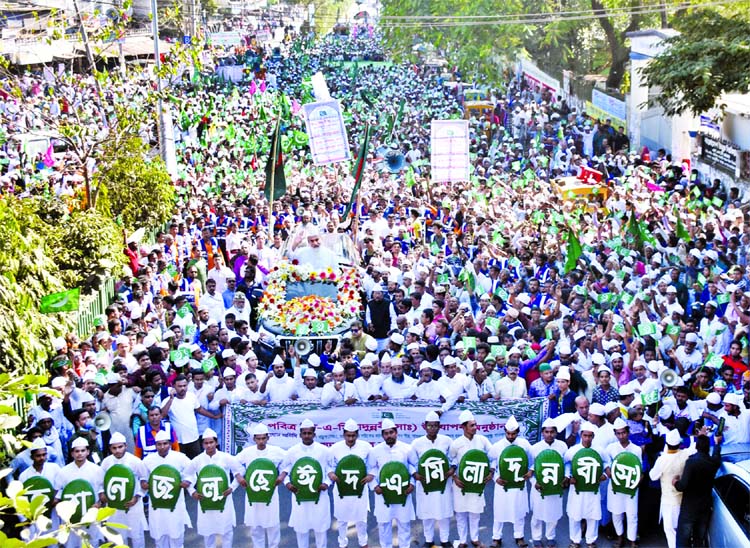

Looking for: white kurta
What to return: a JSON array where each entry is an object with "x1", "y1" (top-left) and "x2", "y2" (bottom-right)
[
  {"x1": 235, "y1": 444, "x2": 286, "y2": 528},
  {"x1": 488, "y1": 436, "x2": 534, "y2": 523},
  {"x1": 281, "y1": 441, "x2": 332, "y2": 533},
  {"x1": 320, "y1": 381, "x2": 359, "y2": 407},
  {"x1": 142, "y1": 450, "x2": 194, "y2": 539},
  {"x1": 411, "y1": 434, "x2": 453, "y2": 520},
  {"x1": 19, "y1": 461, "x2": 62, "y2": 531},
  {"x1": 606, "y1": 441, "x2": 642, "y2": 514},
  {"x1": 329, "y1": 439, "x2": 372, "y2": 522},
  {"x1": 529, "y1": 439, "x2": 568, "y2": 522},
  {"x1": 564, "y1": 444, "x2": 610, "y2": 521},
  {"x1": 449, "y1": 433, "x2": 492, "y2": 513},
  {"x1": 100, "y1": 452, "x2": 149, "y2": 534},
  {"x1": 367, "y1": 439, "x2": 417, "y2": 523},
  {"x1": 54, "y1": 460, "x2": 105, "y2": 548},
  {"x1": 186, "y1": 450, "x2": 243, "y2": 537}
]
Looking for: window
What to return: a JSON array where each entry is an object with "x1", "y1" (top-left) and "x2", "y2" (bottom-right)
[{"x1": 715, "y1": 475, "x2": 750, "y2": 538}]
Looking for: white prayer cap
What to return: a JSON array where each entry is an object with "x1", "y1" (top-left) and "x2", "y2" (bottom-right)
[
  {"x1": 458, "y1": 410, "x2": 475, "y2": 424},
  {"x1": 619, "y1": 385, "x2": 635, "y2": 396},
  {"x1": 272, "y1": 355, "x2": 285, "y2": 366},
  {"x1": 443, "y1": 356, "x2": 456, "y2": 366},
  {"x1": 666, "y1": 429, "x2": 682, "y2": 446},
  {"x1": 252, "y1": 423, "x2": 269, "y2": 436},
  {"x1": 604, "y1": 401, "x2": 620, "y2": 414},
  {"x1": 556, "y1": 366, "x2": 571, "y2": 381},
  {"x1": 706, "y1": 392, "x2": 722, "y2": 405},
  {"x1": 222, "y1": 349, "x2": 236, "y2": 359},
  {"x1": 573, "y1": 330, "x2": 586, "y2": 342},
  {"x1": 541, "y1": 418, "x2": 557, "y2": 430},
  {"x1": 300, "y1": 419, "x2": 315, "y2": 429},
  {"x1": 406, "y1": 342, "x2": 420, "y2": 351},
  {"x1": 558, "y1": 341, "x2": 572, "y2": 355},
  {"x1": 425, "y1": 411, "x2": 440, "y2": 422},
  {"x1": 303, "y1": 368, "x2": 318, "y2": 378},
  {"x1": 332, "y1": 364, "x2": 345, "y2": 374},
  {"x1": 364, "y1": 352, "x2": 378, "y2": 363},
  {"x1": 505, "y1": 416, "x2": 519, "y2": 432},
  {"x1": 658, "y1": 406, "x2": 674, "y2": 420},
  {"x1": 30, "y1": 438, "x2": 47, "y2": 452},
  {"x1": 685, "y1": 332, "x2": 699, "y2": 343},
  {"x1": 155, "y1": 430, "x2": 171, "y2": 442},
  {"x1": 109, "y1": 432, "x2": 127, "y2": 445},
  {"x1": 647, "y1": 360, "x2": 661, "y2": 373},
  {"x1": 591, "y1": 353, "x2": 606, "y2": 365},
  {"x1": 597, "y1": 365, "x2": 612, "y2": 376},
  {"x1": 390, "y1": 333, "x2": 405, "y2": 345},
  {"x1": 613, "y1": 418, "x2": 628, "y2": 430},
  {"x1": 143, "y1": 335, "x2": 157, "y2": 348},
  {"x1": 580, "y1": 422, "x2": 598, "y2": 434},
  {"x1": 53, "y1": 337, "x2": 67, "y2": 351},
  {"x1": 71, "y1": 437, "x2": 89, "y2": 449},
  {"x1": 116, "y1": 335, "x2": 129, "y2": 345},
  {"x1": 36, "y1": 410, "x2": 52, "y2": 422},
  {"x1": 51, "y1": 376, "x2": 67, "y2": 389},
  {"x1": 589, "y1": 403, "x2": 606, "y2": 417},
  {"x1": 365, "y1": 338, "x2": 378, "y2": 351},
  {"x1": 381, "y1": 418, "x2": 397, "y2": 431},
  {"x1": 344, "y1": 418, "x2": 359, "y2": 432},
  {"x1": 381, "y1": 354, "x2": 392, "y2": 364},
  {"x1": 203, "y1": 428, "x2": 218, "y2": 440},
  {"x1": 80, "y1": 391, "x2": 95, "y2": 403},
  {"x1": 419, "y1": 362, "x2": 432, "y2": 371},
  {"x1": 308, "y1": 354, "x2": 321, "y2": 367}
]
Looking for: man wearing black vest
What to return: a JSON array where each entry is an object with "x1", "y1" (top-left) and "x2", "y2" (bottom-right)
[{"x1": 365, "y1": 284, "x2": 397, "y2": 353}]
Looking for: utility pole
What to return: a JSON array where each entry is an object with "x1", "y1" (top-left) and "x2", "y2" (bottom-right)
[
  {"x1": 71, "y1": 0, "x2": 108, "y2": 126},
  {"x1": 151, "y1": 0, "x2": 177, "y2": 177}
]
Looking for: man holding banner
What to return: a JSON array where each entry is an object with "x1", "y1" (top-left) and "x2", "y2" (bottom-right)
[
  {"x1": 235, "y1": 423, "x2": 287, "y2": 548},
  {"x1": 411, "y1": 410, "x2": 454, "y2": 548},
  {"x1": 281, "y1": 418, "x2": 332, "y2": 548},
  {"x1": 328, "y1": 418, "x2": 373, "y2": 548},
  {"x1": 186, "y1": 427, "x2": 243, "y2": 548}
]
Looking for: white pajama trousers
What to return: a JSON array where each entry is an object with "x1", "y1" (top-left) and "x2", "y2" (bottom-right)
[
  {"x1": 203, "y1": 530, "x2": 233, "y2": 548},
  {"x1": 423, "y1": 517, "x2": 450, "y2": 543},
  {"x1": 250, "y1": 525, "x2": 281, "y2": 548},
  {"x1": 296, "y1": 530, "x2": 327, "y2": 548},
  {"x1": 569, "y1": 518, "x2": 598, "y2": 545},
  {"x1": 154, "y1": 534, "x2": 184, "y2": 548},
  {"x1": 377, "y1": 519, "x2": 411, "y2": 548},
  {"x1": 337, "y1": 520, "x2": 368, "y2": 547},
  {"x1": 456, "y1": 511, "x2": 481, "y2": 543}
]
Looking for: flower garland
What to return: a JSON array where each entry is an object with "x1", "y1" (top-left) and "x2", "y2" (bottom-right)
[{"x1": 258, "y1": 261, "x2": 362, "y2": 335}]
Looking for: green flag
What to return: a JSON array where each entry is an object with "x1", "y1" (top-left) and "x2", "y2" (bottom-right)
[
  {"x1": 343, "y1": 123, "x2": 371, "y2": 220},
  {"x1": 264, "y1": 119, "x2": 286, "y2": 202},
  {"x1": 40, "y1": 288, "x2": 80, "y2": 313},
  {"x1": 458, "y1": 268, "x2": 476, "y2": 292},
  {"x1": 437, "y1": 272, "x2": 451, "y2": 285},
  {"x1": 637, "y1": 322, "x2": 658, "y2": 337},
  {"x1": 675, "y1": 215, "x2": 690, "y2": 242},
  {"x1": 564, "y1": 230, "x2": 582, "y2": 274},
  {"x1": 202, "y1": 355, "x2": 218, "y2": 374},
  {"x1": 641, "y1": 389, "x2": 660, "y2": 406}
]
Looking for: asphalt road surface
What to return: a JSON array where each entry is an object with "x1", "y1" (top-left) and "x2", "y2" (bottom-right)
[{"x1": 142, "y1": 485, "x2": 668, "y2": 547}]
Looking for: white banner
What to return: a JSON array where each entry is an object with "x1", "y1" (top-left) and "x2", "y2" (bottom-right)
[
  {"x1": 302, "y1": 100, "x2": 351, "y2": 166},
  {"x1": 430, "y1": 120, "x2": 470, "y2": 183},
  {"x1": 225, "y1": 398, "x2": 547, "y2": 453},
  {"x1": 591, "y1": 89, "x2": 627, "y2": 123}
]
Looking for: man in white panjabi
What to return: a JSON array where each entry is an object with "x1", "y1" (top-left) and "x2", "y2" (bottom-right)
[
  {"x1": 449, "y1": 409, "x2": 494, "y2": 548},
  {"x1": 411, "y1": 410, "x2": 453, "y2": 548},
  {"x1": 142, "y1": 430, "x2": 194, "y2": 548},
  {"x1": 100, "y1": 432, "x2": 149, "y2": 548},
  {"x1": 291, "y1": 227, "x2": 340, "y2": 271},
  {"x1": 605, "y1": 418, "x2": 642, "y2": 548},
  {"x1": 186, "y1": 427, "x2": 243, "y2": 548},
  {"x1": 367, "y1": 418, "x2": 417, "y2": 548},
  {"x1": 529, "y1": 418, "x2": 568, "y2": 548},
  {"x1": 235, "y1": 423, "x2": 287, "y2": 548},
  {"x1": 53, "y1": 437, "x2": 104, "y2": 548},
  {"x1": 649, "y1": 429, "x2": 691, "y2": 548},
  {"x1": 328, "y1": 418, "x2": 373, "y2": 548},
  {"x1": 281, "y1": 418, "x2": 332, "y2": 548},
  {"x1": 564, "y1": 422, "x2": 610, "y2": 548},
  {"x1": 488, "y1": 415, "x2": 533, "y2": 548},
  {"x1": 18, "y1": 438, "x2": 62, "y2": 537}
]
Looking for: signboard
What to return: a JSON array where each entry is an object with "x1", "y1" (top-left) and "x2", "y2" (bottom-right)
[
  {"x1": 430, "y1": 120, "x2": 470, "y2": 183},
  {"x1": 699, "y1": 133, "x2": 739, "y2": 176},
  {"x1": 226, "y1": 399, "x2": 548, "y2": 453},
  {"x1": 700, "y1": 115, "x2": 720, "y2": 134},
  {"x1": 302, "y1": 100, "x2": 350, "y2": 166},
  {"x1": 519, "y1": 58, "x2": 560, "y2": 94},
  {"x1": 585, "y1": 101, "x2": 626, "y2": 132},
  {"x1": 208, "y1": 32, "x2": 244, "y2": 47},
  {"x1": 592, "y1": 89, "x2": 627, "y2": 123}
]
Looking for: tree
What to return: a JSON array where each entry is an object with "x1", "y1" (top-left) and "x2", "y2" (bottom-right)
[
  {"x1": 641, "y1": 10, "x2": 750, "y2": 116},
  {"x1": 94, "y1": 136, "x2": 175, "y2": 233}
]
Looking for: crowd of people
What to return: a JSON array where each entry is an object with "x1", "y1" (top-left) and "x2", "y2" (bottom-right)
[{"x1": 4, "y1": 23, "x2": 750, "y2": 548}]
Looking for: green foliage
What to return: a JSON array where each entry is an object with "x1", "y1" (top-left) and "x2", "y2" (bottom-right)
[
  {"x1": 641, "y1": 10, "x2": 750, "y2": 116},
  {"x1": 0, "y1": 198, "x2": 76, "y2": 373},
  {"x1": 94, "y1": 136, "x2": 175, "y2": 233}
]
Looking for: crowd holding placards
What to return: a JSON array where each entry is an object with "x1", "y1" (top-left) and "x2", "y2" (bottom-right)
[{"x1": 4, "y1": 26, "x2": 750, "y2": 548}]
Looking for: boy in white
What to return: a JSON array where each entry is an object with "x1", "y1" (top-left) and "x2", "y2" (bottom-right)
[
  {"x1": 449, "y1": 409, "x2": 494, "y2": 547},
  {"x1": 411, "y1": 410, "x2": 453, "y2": 547},
  {"x1": 186, "y1": 427, "x2": 243, "y2": 548},
  {"x1": 488, "y1": 416, "x2": 533, "y2": 547},
  {"x1": 529, "y1": 418, "x2": 568, "y2": 548},
  {"x1": 605, "y1": 418, "x2": 642, "y2": 548},
  {"x1": 18, "y1": 439, "x2": 62, "y2": 536},
  {"x1": 367, "y1": 418, "x2": 418, "y2": 548},
  {"x1": 100, "y1": 432, "x2": 149, "y2": 548},
  {"x1": 142, "y1": 430, "x2": 194, "y2": 548},
  {"x1": 353, "y1": 359, "x2": 382, "y2": 401},
  {"x1": 235, "y1": 423, "x2": 287, "y2": 548},
  {"x1": 328, "y1": 418, "x2": 373, "y2": 548}
]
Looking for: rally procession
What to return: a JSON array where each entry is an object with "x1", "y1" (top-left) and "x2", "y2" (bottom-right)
[{"x1": 2, "y1": 2, "x2": 750, "y2": 548}]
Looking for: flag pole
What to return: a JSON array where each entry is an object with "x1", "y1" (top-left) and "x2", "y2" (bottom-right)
[{"x1": 268, "y1": 118, "x2": 279, "y2": 241}]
